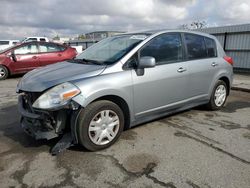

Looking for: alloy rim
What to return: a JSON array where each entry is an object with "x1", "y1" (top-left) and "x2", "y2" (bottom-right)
[
  {"x1": 0, "y1": 68, "x2": 6, "y2": 78},
  {"x1": 214, "y1": 85, "x2": 226, "y2": 107},
  {"x1": 88, "y1": 110, "x2": 120, "y2": 145}
]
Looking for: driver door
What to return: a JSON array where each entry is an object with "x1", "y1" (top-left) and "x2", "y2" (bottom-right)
[
  {"x1": 11, "y1": 43, "x2": 40, "y2": 73},
  {"x1": 131, "y1": 33, "x2": 189, "y2": 119}
]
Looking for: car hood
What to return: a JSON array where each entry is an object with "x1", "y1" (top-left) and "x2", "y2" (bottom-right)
[{"x1": 17, "y1": 61, "x2": 106, "y2": 92}]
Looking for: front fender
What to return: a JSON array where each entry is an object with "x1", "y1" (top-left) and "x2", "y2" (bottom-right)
[
  {"x1": 71, "y1": 70, "x2": 134, "y2": 122},
  {"x1": 72, "y1": 89, "x2": 131, "y2": 108}
]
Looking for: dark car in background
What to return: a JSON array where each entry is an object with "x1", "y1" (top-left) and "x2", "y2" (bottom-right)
[{"x1": 0, "y1": 41, "x2": 77, "y2": 80}]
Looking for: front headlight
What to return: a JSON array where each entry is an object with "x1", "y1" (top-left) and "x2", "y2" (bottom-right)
[{"x1": 32, "y1": 82, "x2": 80, "y2": 110}]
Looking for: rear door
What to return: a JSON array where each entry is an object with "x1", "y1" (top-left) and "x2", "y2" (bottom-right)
[
  {"x1": 183, "y1": 33, "x2": 218, "y2": 99},
  {"x1": 11, "y1": 43, "x2": 40, "y2": 73},
  {"x1": 131, "y1": 33, "x2": 189, "y2": 118},
  {"x1": 37, "y1": 43, "x2": 65, "y2": 66}
]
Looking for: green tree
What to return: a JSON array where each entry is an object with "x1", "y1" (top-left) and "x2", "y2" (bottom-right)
[
  {"x1": 78, "y1": 34, "x2": 86, "y2": 40},
  {"x1": 53, "y1": 35, "x2": 60, "y2": 40}
]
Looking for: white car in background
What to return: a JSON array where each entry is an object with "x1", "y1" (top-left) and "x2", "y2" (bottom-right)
[
  {"x1": 21, "y1": 37, "x2": 49, "y2": 43},
  {"x1": 0, "y1": 40, "x2": 19, "y2": 51}
]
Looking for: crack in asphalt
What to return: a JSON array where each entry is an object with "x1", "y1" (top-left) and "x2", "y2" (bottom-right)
[
  {"x1": 186, "y1": 180, "x2": 202, "y2": 188},
  {"x1": 174, "y1": 131, "x2": 250, "y2": 165},
  {"x1": 96, "y1": 153, "x2": 177, "y2": 188},
  {"x1": 160, "y1": 119, "x2": 221, "y2": 145}
]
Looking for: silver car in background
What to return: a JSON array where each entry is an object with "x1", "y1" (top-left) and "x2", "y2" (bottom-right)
[{"x1": 17, "y1": 30, "x2": 233, "y2": 153}]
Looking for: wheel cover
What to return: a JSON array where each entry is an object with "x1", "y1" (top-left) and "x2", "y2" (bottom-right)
[
  {"x1": 88, "y1": 110, "x2": 120, "y2": 145},
  {"x1": 0, "y1": 67, "x2": 6, "y2": 78},
  {"x1": 214, "y1": 85, "x2": 226, "y2": 107}
]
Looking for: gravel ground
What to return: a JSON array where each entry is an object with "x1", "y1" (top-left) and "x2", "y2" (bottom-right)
[{"x1": 0, "y1": 77, "x2": 249, "y2": 188}]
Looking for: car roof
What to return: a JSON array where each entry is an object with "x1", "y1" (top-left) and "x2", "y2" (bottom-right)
[{"x1": 120, "y1": 29, "x2": 216, "y2": 40}]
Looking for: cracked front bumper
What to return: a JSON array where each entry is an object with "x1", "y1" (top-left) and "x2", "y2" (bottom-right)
[{"x1": 18, "y1": 95, "x2": 66, "y2": 140}]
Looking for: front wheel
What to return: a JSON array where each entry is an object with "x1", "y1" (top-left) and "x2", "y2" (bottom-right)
[
  {"x1": 206, "y1": 80, "x2": 228, "y2": 110},
  {"x1": 76, "y1": 100, "x2": 124, "y2": 151}
]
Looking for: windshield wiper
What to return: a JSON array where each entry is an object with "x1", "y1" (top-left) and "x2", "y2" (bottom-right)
[
  {"x1": 68, "y1": 58, "x2": 102, "y2": 65},
  {"x1": 81, "y1": 58, "x2": 102, "y2": 65}
]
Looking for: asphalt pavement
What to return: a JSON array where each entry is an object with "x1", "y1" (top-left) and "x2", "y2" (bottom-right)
[{"x1": 0, "y1": 77, "x2": 249, "y2": 188}]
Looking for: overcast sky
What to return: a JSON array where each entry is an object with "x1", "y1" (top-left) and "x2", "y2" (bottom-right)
[{"x1": 1, "y1": 0, "x2": 250, "y2": 39}]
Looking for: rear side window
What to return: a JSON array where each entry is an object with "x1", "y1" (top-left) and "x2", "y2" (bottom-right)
[
  {"x1": 0, "y1": 41, "x2": 9, "y2": 45},
  {"x1": 204, "y1": 37, "x2": 217, "y2": 57},
  {"x1": 184, "y1": 34, "x2": 207, "y2": 60},
  {"x1": 39, "y1": 43, "x2": 62, "y2": 52},
  {"x1": 58, "y1": 45, "x2": 66, "y2": 51},
  {"x1": 40, "y1": 38, "x2": 46, "y2": 42},
  {"x1": 140, "y1": 33, "x2": 183, "y2": 65}
]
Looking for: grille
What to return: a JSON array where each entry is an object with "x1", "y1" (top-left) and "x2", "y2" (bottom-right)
[
  {"x1": 24, "y1": 92, "x2": 42, "y2": 104},
  {"x1": 22, "y1": 92, "x2": 42, "y2": 112}
]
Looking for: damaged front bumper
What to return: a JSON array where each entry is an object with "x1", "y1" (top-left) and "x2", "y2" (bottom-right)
[
  {"x1": 18, "y1": 94, "x2": 66, "y2": 140},
  {"x1": 18, "y1": 93, "x2": 80, "y2": 154}
]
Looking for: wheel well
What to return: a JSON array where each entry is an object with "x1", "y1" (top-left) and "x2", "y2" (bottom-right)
[
  {"x1": 0, "y1": 65, "x2": 10, "y2": 74},
  {"x1": 92, "y1": 95, "x2": 131, "y2": 130},
  {"x1": 219, "y1": 76, "x2": 230, "y2": 95}
]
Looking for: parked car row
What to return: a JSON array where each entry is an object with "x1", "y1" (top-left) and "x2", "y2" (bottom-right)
[
  {"x1": 0, "y1": 37, "x2": 51, "y2": 52},
  {"x1": 0, "y1": 40, "x2": 19, "y2": 51},
  {"x1": 16, "y1": 30, "x2": 233, "y2": 154},
  {"x1": 0, "y1": 41, "x2": 77, "y2": 80}
]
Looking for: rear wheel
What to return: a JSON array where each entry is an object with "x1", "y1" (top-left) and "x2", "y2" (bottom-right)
[
  {"x1": 206, "y1": 80, "x2": 228, "y2": 110},
  {"x1": 76, "y1": 100, "x2": 124, "y2": 151},
  {"x1": 0, "y1": 65, "x2": 9, "y2": 80}
]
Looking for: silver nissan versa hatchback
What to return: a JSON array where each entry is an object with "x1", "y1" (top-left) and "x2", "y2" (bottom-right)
[{"x1": 17, "y1": 30, "x2": 233, "y2": 154}]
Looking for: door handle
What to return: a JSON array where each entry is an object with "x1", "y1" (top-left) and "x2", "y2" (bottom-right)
[
  {"x1": 177, "y1": 67, "x2": 187, "y2": 73},
  {"x1": 211, "y1": 62, "x2": 218, "y2": 67},
  {"x1": 32, "y1": 56, "x2": 37, "y2": 59}
]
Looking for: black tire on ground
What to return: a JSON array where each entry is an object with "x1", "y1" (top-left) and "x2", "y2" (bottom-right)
[
  {"x1": 76, "y1": 100, "x2": 124, "y2": 151},
  {"x1": 0, "y1": 65, "x2": 9, "y2": 80},
  {"x1": 206, "y1": 80, "x2": 228, "y2": 110}
]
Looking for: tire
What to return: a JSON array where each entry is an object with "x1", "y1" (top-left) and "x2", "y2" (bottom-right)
[
  {"x1": 0, "y1": 65, "x2": 9, "y2": 80},
  {"x1": 206, "y1": 80, "x2": 228, "y2": 110},
  {"x1": 76, "y1": 100, "x2": 124, "y2": 151}
]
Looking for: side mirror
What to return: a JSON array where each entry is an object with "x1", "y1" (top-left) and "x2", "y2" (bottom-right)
[
  {"x1": 138, "y1": 56, "x2": 156, "y2": 69},
  {"x1": 11, "y1": 51, "x2": 17, "y2": 62}
]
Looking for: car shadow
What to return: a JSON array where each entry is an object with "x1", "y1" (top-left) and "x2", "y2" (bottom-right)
[{"x1": 10, "y1": 74, "x2": 24, "y2": 78}]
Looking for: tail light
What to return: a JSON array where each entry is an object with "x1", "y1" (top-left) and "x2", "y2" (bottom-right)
[{"x1": 223, "y1": 56, "x2": 234, "y2": 66}]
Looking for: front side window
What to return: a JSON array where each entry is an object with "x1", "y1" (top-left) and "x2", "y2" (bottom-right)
[
  {"x1": 14, "y1": 44, "x2": 38, "y2": 54},
  {"x1": 204, "y1": 37, "x2": 217, "y2": 57},
  {"x1": 39, "y1": 43, "x2": 61, "y2": 52},
  {"x1": 185, "y1": 34, "x2": 207, "y2": 60},
  {"x1": 76, "y1": 34, "x2": 149, "y2": 65},
  {"x1": 140, "y1": 33, "x2": 183, "y2": 65}
]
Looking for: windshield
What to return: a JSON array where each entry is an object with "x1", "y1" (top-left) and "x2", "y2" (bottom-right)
[{"x1": 76, "y1": 34, "x2": 149, "y2": 65}]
